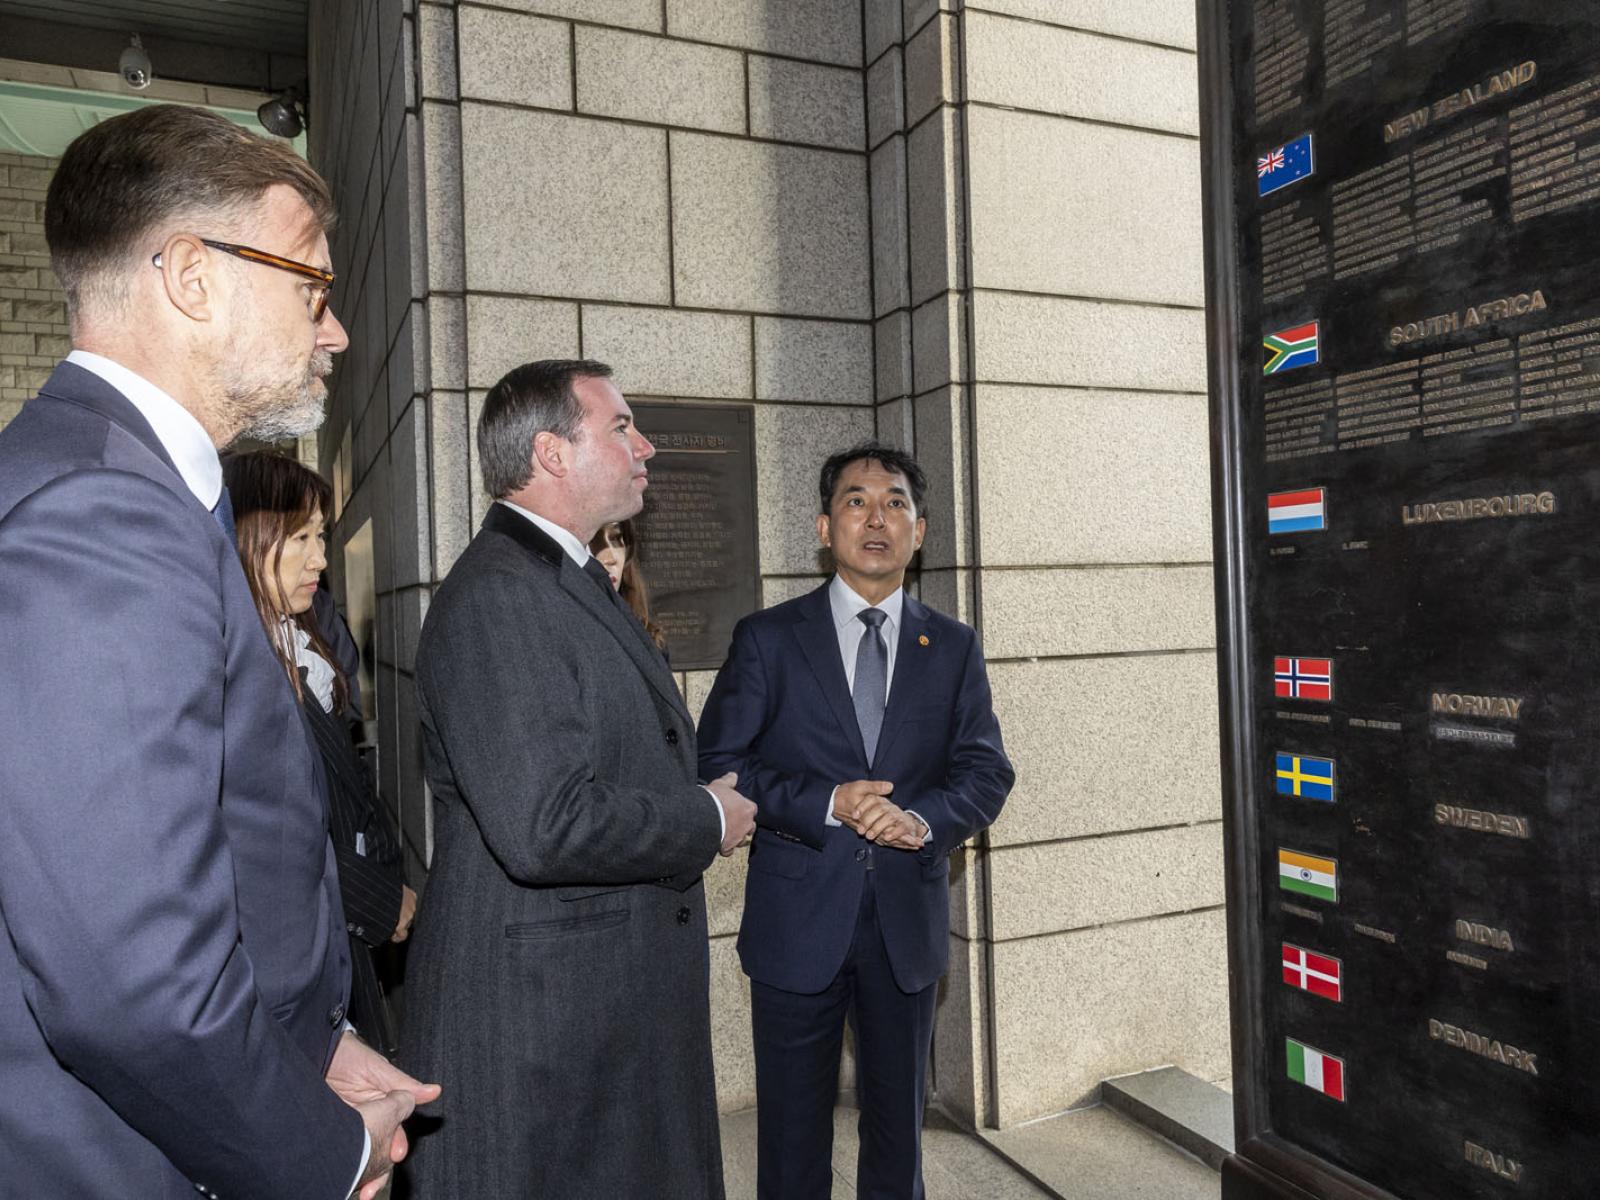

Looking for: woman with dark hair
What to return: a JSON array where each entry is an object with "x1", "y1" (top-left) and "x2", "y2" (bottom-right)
[
  {"x1": 591, "y1": 518, "x2": 668, "y2": 652},
  {"x1": 221, "y1": 450, "x2": 413, "y2": 1055}
]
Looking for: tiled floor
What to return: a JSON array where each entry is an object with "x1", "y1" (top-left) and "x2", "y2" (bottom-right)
[{"x1": 720, "y1": 1102, "x2": 1220, "y2": 1199}]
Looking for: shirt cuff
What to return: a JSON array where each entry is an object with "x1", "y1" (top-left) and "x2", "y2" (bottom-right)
[
  {"x1": 701, "y1": 786, "x2": 727, "y2": 841},
  {"x1": 904, "y1": 809, "x2": 930, "y2": 845},
  {"x1": 348, "y1": 1129, "x2": 372, "y2": 1199},
  {"x1": 825, "y1": 785, "x2": 842, "y2": 827}
]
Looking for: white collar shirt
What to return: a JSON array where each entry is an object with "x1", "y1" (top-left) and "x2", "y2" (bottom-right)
[
  {"x1": 496, "y1": 499, "x2": 595, "y2": 568},
  {"x1": 66, "y1": 349, "x2": 222, "y2": 508},
  {"x1": 829, "y1": 574, "x2": 904, "y2": 700}
]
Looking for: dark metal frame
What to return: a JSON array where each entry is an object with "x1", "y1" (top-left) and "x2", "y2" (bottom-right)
[{"x1": 1197, "y1": 1, "x2": 1403, "y2": 1196}]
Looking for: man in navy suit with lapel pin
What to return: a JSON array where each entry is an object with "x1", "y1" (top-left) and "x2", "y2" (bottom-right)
[{"x1": 699, "y1": 442, "x2": 1015, "y2": 1199}]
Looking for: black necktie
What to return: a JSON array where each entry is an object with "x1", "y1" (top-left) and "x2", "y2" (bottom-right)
[
  {"x1": 582, "y1": 555, "x2": 628, "y2": 615},
  {"x1": 212, "y1": 487, "x2": 237, "y2": 548}
]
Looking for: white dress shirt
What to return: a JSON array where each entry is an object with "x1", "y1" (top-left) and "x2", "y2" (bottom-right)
[
  {"x1": 823, "y1": 576, "x2": 927, "y2": 841},
  {"x1": 65, "y1": 350, "x2": 222, "y2": 508},
  {"x1": 494, "y1": 500, "x2": 726, "y2": 841},
  {"x1": 64, "y1": 349, "x2": 371, "y2": 1196}
]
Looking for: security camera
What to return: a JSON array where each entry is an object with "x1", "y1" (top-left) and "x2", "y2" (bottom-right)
[{"x1": 119, "y1": 35, "x2": 152, "y2": 90}]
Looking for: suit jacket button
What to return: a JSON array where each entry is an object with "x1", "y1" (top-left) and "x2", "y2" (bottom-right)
[
  {"x1": 664, "y1": 728, "x2": 680, "y2": 746},
  {"x1": 329, "y1": 1002, "x2": 346, "y2": 1027},
  {"x1": 676, "y1": 907, "x2": 691, "y2": 925},
  {"x1": 855, "y1": 848, "x2": 867, "y2": 862}
]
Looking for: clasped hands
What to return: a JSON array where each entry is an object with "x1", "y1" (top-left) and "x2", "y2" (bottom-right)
[
  {"x1": 834, "y1": 779, "x2": 926, "y2": 850},
  {"x1": 326, "y1": 1030, "x2": 441, "y2": 1200}
]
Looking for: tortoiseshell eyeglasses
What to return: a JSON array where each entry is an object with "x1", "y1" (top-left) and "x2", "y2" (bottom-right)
[{"x1": 152, "y1": 238, "x2": 336, "y2": 322}]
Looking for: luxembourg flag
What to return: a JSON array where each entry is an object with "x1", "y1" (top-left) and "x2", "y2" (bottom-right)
[
  {"x1": 1268, "y1": 488, "x2": 1326, "y2": 534},
  {"x1": 1286, "y1": 1038, "x2": 1346, "y2": 1101}
]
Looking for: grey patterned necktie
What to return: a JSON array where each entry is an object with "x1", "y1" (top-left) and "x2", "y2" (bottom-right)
[{"x1": 853, "y1": 607, "x2": 889, "y2": 762}]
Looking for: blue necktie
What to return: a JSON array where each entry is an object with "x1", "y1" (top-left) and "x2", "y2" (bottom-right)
[
  {"x1": 212, "y1": 487, "x2": 237, "y2": 548},
  {"x1": 853, "y1": 608, "x2": 888, "y2": 763}
]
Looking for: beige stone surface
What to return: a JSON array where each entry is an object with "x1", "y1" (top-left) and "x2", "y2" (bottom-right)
[
  {"x1": 991, "y1": 908, "x2": 1231, "y2": 1122},
  {"x1": 975, "y1": 0, "x2": 1198, "y2": 50},
  {"x1": 912, "y1": 291, "x2": 964, "y2": 393},
  {"x1": 762, "y1": 574, "x2": 830, "y2": 608},
  {"x1": 865, "y1": 0, "x2": 903, "y2": 64},
  {"x1": 458, "y1": 6, "x2": 571, "y2": 108},
  {"x1": 984, "y1": 1104, "x2": 1221, "y2": 1196},
  {"x1": 904, "y1": 12, "x2": 957, "y2": 125},
  {"x1": 755, "y1": 403, "x2": 874, "y2": 573},
  {"x1": 971, "y1": 294, "x2": 1206, "y2": 392},
  {"x1": 966, "y1": 10, "x2": 1199, "y2": 135},
  {"x1": 422, "y1": 101, "x2": 464, "y2": 293},
  {"x1": 582, "y1": 304, "x2": 752, "y2": 399},
  {"x1": 748, "y1": 56, "x2": 864, "y2": 151},
  {"x1": 918, "y1": 567, "x2": 976, "y2": 626},
  {"x1": 966, "y1": 107, "x2": 1202, "y2": 306},
  {"x1": 490, "y1": 0, "x2": 662, "y2": 32},
  {"x1": 703, "y1": 844, "x2": 749, "y2": 937},
  {"x1": 979, "y1": 565, "x2": 1215, "y2": 660},
  {"x1": 988, "y1": 823, "x2": 1225, "y2": 940},
  {"x1": 907, "y1": 108, "x2": 963, "y2": 306},
  {"x1": 870, "y1": 137, "x2": 910, "y2": 317},
  {"x1": 933, "y1": 930, "x2": 990, "y2": 1127},
  {"x1": 577, "y1": 25, "x2": 745, "y2": 133},
  {"x1": 754, "y1": 316, "x2": 873, "y2": 406},
  {"x1": 428, "y1": 390, "x2": 473, "y2": 579},
  {"x1": 418, "y1": 2, "x2": 457, "y2": 101},
  {"x1": 912, "y1": 387, "x2": 971, "y2": 570},
  {"x1": 876, "y1": 310, "x2": 913, "y2": 401},
  {"x1": 975, "y1": 385, "x2": 1211, "y2": 564},
  {"x1": 710, "y1": 935, "x2": 757, "y2": 1112},
  {"x1": 671, "y1": 133, "x2": 870, "y2": 319},
  {"x1": 465, "y1": 296, "x2": 580, "y2": 388},
  {"x1": 876, "y1": 396, "x2": 912, "y2": 449},
  {"x1": 866, "y1": 48, "x2": 904, "y2": 150},
  {"x1": 427, "y1": 294, "x2": 465, "y2": 391},
  {"x1": 461, "y1": 106, "x2": 670, "y2": 303},
  {"x1": 986, "y1": 653, "x2": 1222, "y2": 845},
  {"x1": 667, "y1": 0, "x2": 863, "y2": 66}
]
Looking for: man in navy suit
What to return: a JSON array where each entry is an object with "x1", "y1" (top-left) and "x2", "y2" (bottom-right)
[
  {"x1": 699, "y1": 442, "x2": 1014, "y2": 1199},
  {"x1": 0, "y1": 105, "x2": 435, "y2": 1199}
]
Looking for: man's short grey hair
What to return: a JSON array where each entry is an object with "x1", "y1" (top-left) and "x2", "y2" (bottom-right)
[{"x1": 477, "y1": 359, "x2": 613, "y2": 498}]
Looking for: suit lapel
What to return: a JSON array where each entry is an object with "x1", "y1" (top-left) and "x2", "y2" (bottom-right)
[
  {"x1": 484, "y1": 505, "x2": 689, "y2": 722},
  {"x1": 790, "y1": 584, "x2": 869, "y2": 767},
  {"x1": 871, "y1": 592, "x2": 931, "y2": 769}
]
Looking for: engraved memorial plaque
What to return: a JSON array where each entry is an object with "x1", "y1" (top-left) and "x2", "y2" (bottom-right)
[
  {"x1": 629, "y1": 403, "x2": 759, "y2": 672},
  {"x1": 1200, "y1": 3, "x2": 1600, "y2": 1197}
]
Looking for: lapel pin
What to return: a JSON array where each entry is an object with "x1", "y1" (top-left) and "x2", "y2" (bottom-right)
[{"x1": 918, "y1": 634, "x2": 930, "y2": 646}]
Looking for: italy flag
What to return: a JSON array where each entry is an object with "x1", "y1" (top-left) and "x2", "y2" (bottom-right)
[
  {"x1": 1286, "y1": 1038, "x2": 1345, "y2": 1101},
  {"x1": 1278, "y1": 848, "x2": 1337, "y2": 902}
]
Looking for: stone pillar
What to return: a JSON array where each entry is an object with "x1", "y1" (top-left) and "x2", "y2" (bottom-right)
[
  {"x1": 0, "y1": 152, "x2": 68, "y2": 433},
  {"x1": 959, "y1": 1, "x2": 1229, "y2": 1125}
]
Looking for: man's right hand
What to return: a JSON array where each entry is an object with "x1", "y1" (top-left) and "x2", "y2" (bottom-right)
[
  {"x1": 707, "y1": 772, "x2": 757, "y2": 855},
  {"x1": 832, "y1": 779, "x2": 895, "y2": 825},
  {"x1": 353, "y1": 1089, "x2": 416, "y2": 1199}
]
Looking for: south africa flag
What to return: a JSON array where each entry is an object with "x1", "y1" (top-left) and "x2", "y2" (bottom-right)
[{"x1": 1264, "y1": 321, "x2": 1320, "y2": 375}]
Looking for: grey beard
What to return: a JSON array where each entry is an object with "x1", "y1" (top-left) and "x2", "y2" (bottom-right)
[{"x1": 224, "y1": 351, "x2": 331, "y2": 446}]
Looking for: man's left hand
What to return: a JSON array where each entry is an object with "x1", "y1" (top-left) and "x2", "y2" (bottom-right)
[{"x1": 842, "y1": 795, "x2": 927, "y2": 850}]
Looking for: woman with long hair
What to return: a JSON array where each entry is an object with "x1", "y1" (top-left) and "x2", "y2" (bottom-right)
[
  {"x1": 221, "y1": 450, "x2": 413, "y2": 1055},
  {"x1": 591, "y1": 518, "x2": 667, "y2": 652}
]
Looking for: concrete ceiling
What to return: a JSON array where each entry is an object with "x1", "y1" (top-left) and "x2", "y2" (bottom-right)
[{"x1": 0, "y1": 0, "x2": 307, "y2": 57}]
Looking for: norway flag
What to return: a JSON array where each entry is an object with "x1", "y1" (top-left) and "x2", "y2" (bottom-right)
[{"x1": 1275, "y1": 657, "x2": 1332, "y2": 701}]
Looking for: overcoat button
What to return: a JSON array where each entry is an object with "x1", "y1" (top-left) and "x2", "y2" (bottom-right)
[
  {"x1": 676, "y1": 907, "x2": 691, "y2": 925},
  {"x1": 329, "y1": 1002, "x2": 346, "y2": 1027},
  {"x1": 665, "y1": 728, "x2": 680, "y2": 745},
  {"x1": 855, "y1": 848, "x2": 867, "y2": 862}
]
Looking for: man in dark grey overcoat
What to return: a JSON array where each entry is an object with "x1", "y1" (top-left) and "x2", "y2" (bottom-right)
[{"x1": 403, "y1": 359, "x2": 757, "y2": 1197}]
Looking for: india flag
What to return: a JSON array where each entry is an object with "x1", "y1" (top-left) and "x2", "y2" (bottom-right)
[
  {"x1": 1286, "y1": 1038, "x2": 1345, "y2": 1101},
  {"x1": 1278, "y1": 848, "x2": 1337, "y2": 902}
]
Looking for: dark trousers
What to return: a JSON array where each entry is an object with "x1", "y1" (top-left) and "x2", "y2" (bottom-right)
[{"x1": 751, "y1": 872, "x2": 939, "y2": 1200}]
